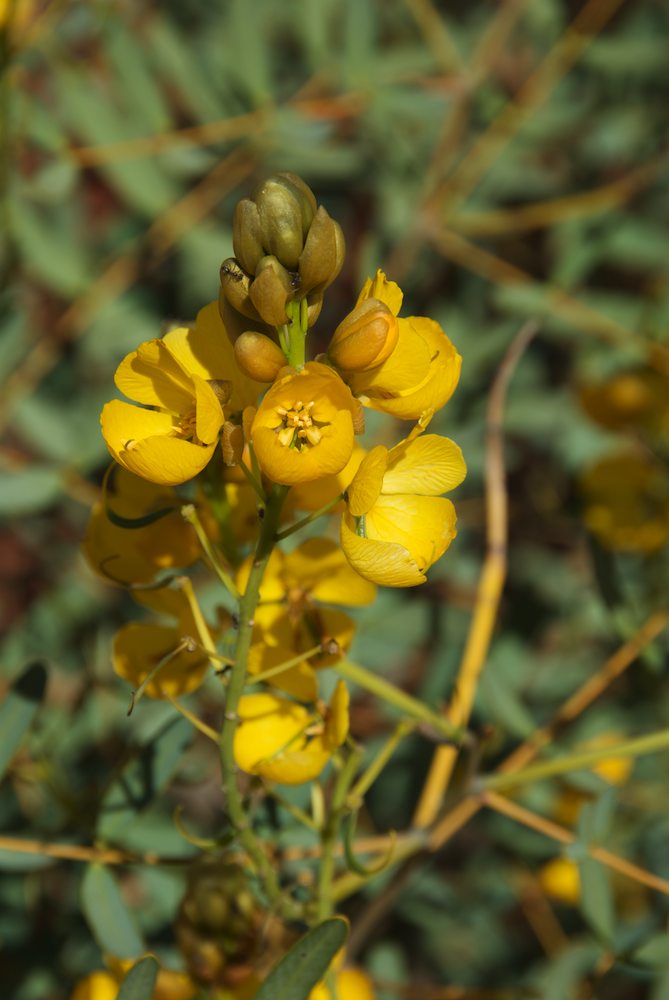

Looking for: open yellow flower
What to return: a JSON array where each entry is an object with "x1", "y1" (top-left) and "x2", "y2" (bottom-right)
[
  {"x1": 343, "y1": 271, "x2": 462, "y2": 421},
  {"x1": 101, "y1": 303, "x2": 262, "y2": 486},
  {"x1": 113, "y1": 587, "x2": 216, "y2": 698},
  {"x1": 233, "y1": 680, "x2": 349, "y2": 784},
  {"x1": 83, "y1": 467, "x2": 201, "y2": 584},
  {"x1": 341, "y1": 432, "x2": 466, "y2": 586},
  {"x1": 251, "y1": 362, "x2": 362, "y2": 485},
  {"x1": 237, "y1": 539, "x2": 375, "y2": 700},
  {"x1": 580, "y1": 451, "x2": 669, "y2": 553}
]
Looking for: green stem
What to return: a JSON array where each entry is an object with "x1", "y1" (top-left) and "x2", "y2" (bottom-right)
[
  {"x1": 219, "y1": 484, "x2": 297, "y2": 915},
  {"x1": 275, "y1": 493, "x2": 344, "y2": 541},
  {"x1": 282, "y1": 299, "x2": 307, "y2": 370},
  {"x1": 316, "y1": 748, "x2": 362, "y2": 922},
  {"x1": 334, "y1": 659, "x2": 469, "y2": 746},
  {"x1": 181, "y1": 504, "x2": 240, "y2": 601},
  {"x1": 482, "y1": 727, "x2": 669, "y2": 794},
  {"x1": 348, "y1": 721, "x2": 415, "y2": 807}
]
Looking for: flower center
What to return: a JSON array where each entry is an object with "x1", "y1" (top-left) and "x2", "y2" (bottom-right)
[{"x1": 275, "y1": 400, "x2": 323, "y2": 449}]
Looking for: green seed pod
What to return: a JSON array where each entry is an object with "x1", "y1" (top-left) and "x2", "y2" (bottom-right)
[
  {"x1": 254, "y1": 177, "x2": 305, "y2": 270},
  {"x1": 234, "y1": 331, "x2": 287, "y2": 382},
  {"x1": 219, "y1": 258, "x2": 262, "y2": 321},
  {"x1": 232, "y1": 199, "x2": 265, "y2": 275},
  {"x1": 298, "y1": 207, "x2": 345, "y2": 294}
]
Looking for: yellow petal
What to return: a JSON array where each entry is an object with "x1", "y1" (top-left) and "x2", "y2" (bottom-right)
[
  {"x1": 355, "y1": 269, "x2": 403, "y2": 316},
  {"x1": 254, "y1": 744, "x2": 331, "y2": 785},
  {"x1": 71, "y1": 971, "x2": 119, "y2": 1000},
  {"x1": 384, "y1": 434, "x2": 466, "y2": 496},
  {"x1": 234, "y1": 694, "x2": 310, "y2": 773},
  {"x1": 120, "y1": 434, "x2": 218, "y2": 486},
  {"x1": 247, "y1": 642, "x2": 318, "y2": 702},
  {"x1": 253, "y1": 410, "x2": 355, "y2": 485},
  {"x1": 365, "y1": 494, "x2": 457, "y2": 572},
  {"x1": 340, "y1": 514, "x2": 427, "y2": 587},
  {"x1": 115, "y1": 339, "x2": 194, "y2": 413},
  {"x1": 287, "y1": 443, "x2": 366, "y2": 513},
  {"x1": 192, "y1": 372, "x2": 225, "y2": 444},
  {"x1": 237, "y1": 548, "x2": 286, "y2": 602},
  {"x1": 283, "y1": 538, "x2": 376, "y2": 606},
  {"x1": 346, "y1": 446, "x2": 388, "y2": 517},
  {"x1": 113, "y1": 623, "x2": 210, "y2": 698},
  {"x1": 325, "y1": 680, "x2": 349, "y2": 748},
  {"x1": 101, "y1": 400, "x2": 176, "y2": 464}
]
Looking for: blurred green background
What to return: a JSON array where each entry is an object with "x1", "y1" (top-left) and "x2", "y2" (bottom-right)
[{"x1": 3, "y1": 0, "x2": 669, "y2": 997}]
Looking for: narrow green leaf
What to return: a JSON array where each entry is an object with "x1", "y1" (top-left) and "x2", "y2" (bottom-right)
[
  {"x1": 254, "y1": 918, "x2": 348, "y2": 1000},
  {"x1": 81, "y1": 865, "x2": 145, "y2": 959},
  {"x1": 578, "y1": 857, "x2": 615, "y2": 945},
  {"x1": 0, "y1": 662, "x2": 47, "y2": 782},
  {"x1": 97, "y1": 716, "x2": 193, "y2": 839},
  {"x1": 116, "y1": 955, "x2": 159, "y2": 1000}
]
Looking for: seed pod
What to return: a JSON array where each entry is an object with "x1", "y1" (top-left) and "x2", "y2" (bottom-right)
[
  {"x1": 234, "y1": 331, "x2": 287, "y2": 382},
  {"x1": 254, "y1": 177, "x2": 305, "y2": 269},
  {"x1": 298, "y1": 207, "x2": 345, "y2": 293},
  {"x1": 219, "y1": 258, "x2": 262, "y2": 321},
  {"x1": 232, "y1": 199, "x2": 265, "y2": 275},
  {"x1": 328, "y1": 297, "x2": 399, "y2": 372}
]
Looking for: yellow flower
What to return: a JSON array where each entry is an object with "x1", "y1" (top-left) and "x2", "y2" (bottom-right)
[
  {"x1": 539, "y1": 857, "x2": 580, "y2": 906},
  {"x1": 309, "y1": 966, "x2": 376, "y2": 1000},
  {"x1": 82, "y1": 467, "x2": 202, "y2": 584},
  {"x1": 233, "y1": 680, "x2": 349, "y2": 784},
  {"x1": 287, "y1": 443, "x2": 366, "y2": 514},
  {"x1": 101, "y1": 303, "x2": 262, "y2": 486},
  {"x1": 237, "y1": 540, "x2": 375, "y2": 701},
  {"x1": 580, "y1": 451, "x2": 669, "y2": 553},
  {"x1": 579, "y1": 366, "x2": 669, "y2": 437},
  {"x1": 341, "y1": 432, "x2": 466, "y2": 586},
  {"x1": 113, "y1": 587, "x2": 217, "y2": 698},
  {"x1": 343, "y1": 271, "x2": 462, "y2": 421},
  {"x1": 251, "y1": 362, "x2": 362, "y2": 485}
]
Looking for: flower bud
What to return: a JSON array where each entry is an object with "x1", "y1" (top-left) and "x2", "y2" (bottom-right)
[
  {"x1": 254, "y1": 177, "x2": 305, "y2": 269},
  {"x1": 274, "y1": 171, "x2": 317, "y2": 235},
  {"x1": 298, "y1": 206, "x2": 345, "y2": 293},
  {"x1": 221, "y1": 420, "x2": 245, "y2": 465},
  {"x1": 328, "y1": 298, "x2": 399, "y2": 372},
  {"x1": 219, "y1": 258, "x2": 261, "y2": 321},
  {"x1": 249, "y1": 254, "x2": 294, "y2": 326},
  {"x1": 232, "y1": 199, "x2": 265, "y2": 275},
  {"x1": 234, "y1": 331, "x2": 287, "y2": 382}
]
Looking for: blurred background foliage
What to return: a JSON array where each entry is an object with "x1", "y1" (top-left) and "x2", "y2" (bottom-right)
[{"x1": 2, "y1": 0, "x2": 669, "y2": 997}]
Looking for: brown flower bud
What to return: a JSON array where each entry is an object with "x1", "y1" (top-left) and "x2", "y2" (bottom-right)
[
  {"x1": 221, "y1": 421, "x2": 245, "y2": 465},
  {"x1": 298, "y1": 206, "x2": 345, "y2": 294},
  {"x1": 328, "y1": 297, "x2": 399, "y2": 372},
  {"x1": 219, "y1": 258, "x2": 261, "y2": 321},
  {"x1": 254, "y1": 177, "x2": 305, "y2": 269},
  {"x1": 232, "y1": 199, "x2": 265, "y2": 275},
  {"x1": 249, "y1": 254, "x2": 294, "y2": 326},
  {"x1": 234, "y1": 331, "x2": 286, "y2": 382}
]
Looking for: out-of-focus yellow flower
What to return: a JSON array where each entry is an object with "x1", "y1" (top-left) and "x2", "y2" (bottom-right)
[
  {"x1": 539, "y1": 857, "x2": 581, "y2": 906},
  {"x1": 71, "y1": 960, "x2": 197, "y2": 1000},
  {"x1": 580, "y1": 451, "x2": 669, "y2": 553},
  {"x1": 237, "y1": 540, "x2": 375, "y2": 700},
  {"x1": 341, "y1": 431, "x2": 466, "y2": 586},
  {"x1": 554, "y1": 731, "x2": 633, "y2": 827},
  {"x1": 234, "y1": 680, "x2": 349, "y2": 784},
  {"x1": 342, "y1": 271, "x2": 462, "y2": 421},
  {"x1": 113, "y1": 587, "x2": 217, "y2": 698},
  {"x1": 309, "y1": 966, "x2": 376, "y2": 1000},
  {"x1": 251, "y1": 362, "x2": 362, "y2": 485},
  {"x1": 82, "y1": 467, "x2": 201, "y2": 584},
  {"x1": 101, "y1": 303, "x2": 262, "y2": 486},
  {"x1": 579, "y1": 367, "x2": 669, "y2": 437}
]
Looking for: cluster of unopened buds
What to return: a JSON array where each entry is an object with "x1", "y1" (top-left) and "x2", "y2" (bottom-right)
[{"x1": 83, "y1": 173, "x2": 466, "y2": 998}]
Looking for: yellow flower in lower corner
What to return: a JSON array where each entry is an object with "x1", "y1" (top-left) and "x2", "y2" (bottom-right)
[
  {"x1": 341, "y1": 432, "x2": 466, "y2": 586},
  {"x1": 251, "y1": 362, "x2": 362, "y2": 485},
  {"x1": 113, "y1": 587, "x2": 217, "y2": 698},
  {"x1": 233, "y1": 681, "x2": 349, "y2": 785}
]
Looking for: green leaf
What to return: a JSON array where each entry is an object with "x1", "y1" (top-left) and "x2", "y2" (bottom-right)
[
  {"x1": 116, "y1": 955, "x2": 159, "y2": 1000},
  {"x1": 81, "y1": 864, "x2": 145, "y2": 959},
  {"x1": 254, "y1": 918, "x2": 349, "y2": 1000},
  {"x1": 633, "y1": 933, "x2": 669, "y2": 969},
  {"x1": 97, "y1": 716, "x2": 193, "y2": 839},
  {"x1": 0, "y1": 467, "x2": 63, "y2": 516},
  {"x1": 0, "y1": 662, "x2": 47, "y2": 782},
  {"x1": 578, "y1": 857, "x2": 615, "y2": 945}
]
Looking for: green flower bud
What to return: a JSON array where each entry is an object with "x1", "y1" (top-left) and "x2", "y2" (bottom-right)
[
  {"x1": 249, "y1": 254, "x2": 294, "y2": 326},
  {"x1": 219, "y1": 258, "x2": 261, "y2": 321},
  {"x1": 234, "y1": 331, "x2": 287, "y2": 382},
  {"x1": 298, "y1": 206, "x2": 345, "y2": 293},
  {"x1": 254, "y1": 177, "x2": 305, "y2": 269},
  {"x1": 274, "y1": 171, "x2": 317, "y2": 236},
  {"x1": 232, "y1": 199, "x2": 265, "y2": 275}
]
